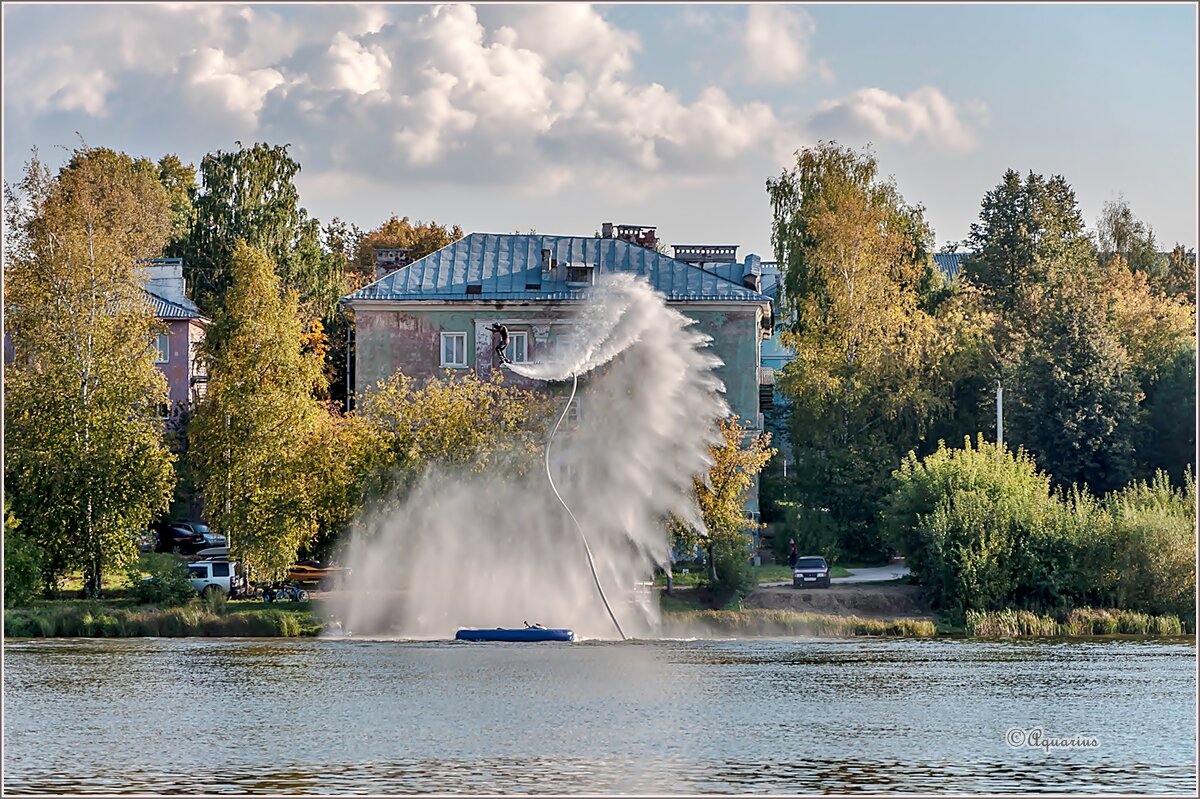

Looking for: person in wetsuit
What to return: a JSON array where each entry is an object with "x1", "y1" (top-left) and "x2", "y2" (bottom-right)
[{"x1": 488, "y1": 323, "x2": 510, "y2": 364}]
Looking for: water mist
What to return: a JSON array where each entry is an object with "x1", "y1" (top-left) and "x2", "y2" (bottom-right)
[{"x1": 332, "y1": 274, "x2": 729, "y2": 639}]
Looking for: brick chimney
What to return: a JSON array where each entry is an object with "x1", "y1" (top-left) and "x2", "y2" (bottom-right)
[
  {"x1": 613, "y1": 224, "x2": 657, "y2": 250},
  {"x1": 374, "y1": 247, "x2": 412, "y2": 281}
]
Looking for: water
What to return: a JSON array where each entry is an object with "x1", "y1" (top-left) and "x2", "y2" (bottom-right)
[{"x1": 4, "y1": 637, "x2": 1195, "y2": 794}]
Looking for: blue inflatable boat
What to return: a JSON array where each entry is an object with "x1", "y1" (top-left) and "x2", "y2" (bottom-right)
[{"x1": 455, "y1": 626, "x2": 576, "y2": 642}]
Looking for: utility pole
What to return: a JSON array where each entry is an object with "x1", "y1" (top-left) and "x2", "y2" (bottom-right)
[{"x1": 995, "y1": 379, "x2": 1004, "y2": 449}]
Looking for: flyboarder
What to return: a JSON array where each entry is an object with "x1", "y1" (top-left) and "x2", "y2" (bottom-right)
[{"x1": 488, "y1": 322, "x2": 511, "y2": 364}]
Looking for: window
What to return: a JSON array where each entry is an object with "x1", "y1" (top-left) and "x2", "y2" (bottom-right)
[
  {"x1": 187, "y1": 565, "x2": 208, "y2": 579},
  {"x1": 152, "y1": 333, "x2": 169, "y2": 364},
  {"x1": 508, "y1": 332, "x2": 528, "y2": 363},
  {"x1": 566, "y1": 265, "x2": 593, "y2": 285},
  {"x1": 212, "y1": 562, "x2": 230, "y2": 577},
  {"x1": 441, "y1": 332, "x2": 467, "y2": 368}
]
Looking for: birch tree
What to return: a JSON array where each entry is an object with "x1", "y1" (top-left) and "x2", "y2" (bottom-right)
[
  {"x1": 766, "y1": 141, "x2": 956, "y2": 557},
  {"x1": 4, "y1": 147, "x2": 176, "y2": 595}
]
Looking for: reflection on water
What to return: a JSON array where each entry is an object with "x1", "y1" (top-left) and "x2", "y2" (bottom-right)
[{"x1": 4, "y1": 637, "x2": 1195, "y2": 794}]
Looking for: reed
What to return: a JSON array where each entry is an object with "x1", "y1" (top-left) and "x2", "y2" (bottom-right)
[
  {"x1": 965, "y1": 608, "x2": 1187, "y2": 637},
  {"x1": 3, "y1": 601, "x2": 321, "y2": 638},
  {"x1": 661, "y1": 609, "x2": 939, "y2": 638}
]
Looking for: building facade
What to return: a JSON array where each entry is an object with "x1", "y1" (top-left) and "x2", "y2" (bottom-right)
[
  {"x1": 342, "y1": 226, "x2": 776, "y2": 519},
  {"x1": 138, "y1": 258, "x2": 209, "y2": 424}
]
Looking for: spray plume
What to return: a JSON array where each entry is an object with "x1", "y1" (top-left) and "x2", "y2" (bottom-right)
[{"x1": 333, "y1": 274, "x2": 729, "y2": 639}]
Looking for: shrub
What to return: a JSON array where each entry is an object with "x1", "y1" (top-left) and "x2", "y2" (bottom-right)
[
  {"x1": 130, "y1": 555, "x2": 196, "y2": 606},
  {"x1": 885, "y1": 437, "x2": 1196, "y2": 625},
  {"x1": 710, "y1": 534, "x2": 758, "y2": 600},
  {"x1": 3, "y1": 505, "x2": 44, "y2": 607}
]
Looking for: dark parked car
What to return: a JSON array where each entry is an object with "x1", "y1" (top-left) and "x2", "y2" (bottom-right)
[
  {"x1": 793, "y1": 556, "x2": 832, "y2": 589},
  {"x1": 172, "y1": 522, "x2": 226, "y2": 549},
  {"x1": 152, "y1": 522, "x2": 207, "y2": 555}
]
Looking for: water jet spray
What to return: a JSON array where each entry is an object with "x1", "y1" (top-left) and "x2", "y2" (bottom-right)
[
  {"x1": 335, "y1": 275, "x2": 730, "y2": 640},
  {"x1": 543, "y1": 372, "x2": 626, "y2": 640}
]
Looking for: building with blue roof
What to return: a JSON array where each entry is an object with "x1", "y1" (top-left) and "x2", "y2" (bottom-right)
[
  {"x1": 342, "y1": 226, "x2": 776, "y2": 429},
  {"x1": 341, "y1": 225, "x2": 778, "y2": 518}
]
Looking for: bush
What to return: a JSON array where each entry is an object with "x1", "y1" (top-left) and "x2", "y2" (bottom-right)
[
  {"x1": 887, "y1": 436, "x2": 1196, "y2": 625},
  {"x1": 710, "y1": 534, "x2": 758, "y2": 600},
  {"x1": 3, "y1": 506, "x2": 44, "y2": 607},
  {"x1": 130, "y1": 555, "x2": 196, "y2": 606}
]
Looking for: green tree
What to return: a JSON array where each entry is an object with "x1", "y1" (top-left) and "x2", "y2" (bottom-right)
[
  {"x1": 1095, "y1": 195, "x2": 1163, "y2": 278},
  {"x1": 964, "y1": 169, "x2": 1094, "y2": 325},
  {"x1": 4, "y1": 146, "x2": 177, "y2": 596},
  {"x1": 766, "y1": 141, "x2": 957, "y2": 557},
  {"x1": 157, "y1": 154, "x2": 196, "y2": 254},
  {"x1": 3, "y1": 501, "x2": 43, "y2": 607},
  {"x1": 1162, "y1": 244, "x2": 1197, "y2": 304},
  {"x1": 188, "y1": 241, "x2": 327, "y2": 581},
  {"x1": 183, "y1": 142, "x2": 339, "y2": 318},
  {"x1": 357, "y1": 369, "x2": 549, "y2": 502},
  {"x1": 1010, "y1": 279, "x2": 1143, "y2": 495},
  {"x1": 1138, "y1": 345, "x2": 1197, "y2": 485}
]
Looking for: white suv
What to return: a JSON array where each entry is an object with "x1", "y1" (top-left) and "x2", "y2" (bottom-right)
[{"x1": 186, "y1": 560, "x2": 249, "y2": 598}]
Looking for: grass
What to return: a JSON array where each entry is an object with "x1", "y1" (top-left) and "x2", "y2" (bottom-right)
[
  {"x1": 964, "y1": 608, "x2": 1190, "y2": 637},
  {"x1": 4, "y1": 598, "x2": 323, "y2": 639}
]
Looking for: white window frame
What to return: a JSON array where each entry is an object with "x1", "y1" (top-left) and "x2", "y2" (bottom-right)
[
  {"x1": 440, "y1": 332, "x2": 467, "y2": 368},
  {"x1": 152, "y1": 332, "x2": 169, "y2": 364},
  {"x1": 507, "y1": 331, "x2": 529, "y2": 363}
]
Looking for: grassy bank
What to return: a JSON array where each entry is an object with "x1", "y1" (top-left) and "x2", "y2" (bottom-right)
[
  {"x1": 662, "y1": 608, "x2": 939, "y2": 637},
  {"x1": 4, "y1": 599, "x2": 322, "y2": 638},
  {"x1": 964, "y1": 608, "x2": 1190, "y2": 637}
]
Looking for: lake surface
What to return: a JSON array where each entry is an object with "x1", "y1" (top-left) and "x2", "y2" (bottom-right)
[{"x1": 3, "y1": 636, "x2": 1196, "y2": 794}]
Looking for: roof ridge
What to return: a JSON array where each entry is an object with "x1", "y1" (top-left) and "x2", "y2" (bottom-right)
[{"x1": 344, "y1": 231, "x2": 771, "y2": 304}]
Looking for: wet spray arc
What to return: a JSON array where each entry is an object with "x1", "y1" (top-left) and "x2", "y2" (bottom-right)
[{"x1": 335, "y1": 274, "x2": 731, "y2": 639}]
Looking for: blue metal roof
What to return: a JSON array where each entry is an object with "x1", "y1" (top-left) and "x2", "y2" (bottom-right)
[
  {"x1": 343, "y1": 233, "x2": 771, "y2": 304},
  {"x1": 934, "y1": 252, "x2": 968, "y2": 280}
]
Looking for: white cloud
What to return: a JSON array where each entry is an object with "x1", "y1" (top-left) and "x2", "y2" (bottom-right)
[
  {"x1": 808, "y1": 86, "x2": 988, "y2": 151},
  {"x1": 2, "y1": 3, "x2": 794, "y2": 192},
  {"x1": 741, "y1": 5, "x2": 831, "y2": 85},
  {"x1": 326, "y1": 32, "x2": 391, "y2": 95},
  {"x1": 183, "y1": 47, "x2": 285, "y2": 121}
]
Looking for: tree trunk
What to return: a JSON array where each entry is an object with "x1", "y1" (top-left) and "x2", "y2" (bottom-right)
[{"x1": 708, "y1": 543, "x2": 718, "y2": 583}]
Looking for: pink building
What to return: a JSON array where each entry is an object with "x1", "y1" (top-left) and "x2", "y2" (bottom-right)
[{"x1": 138, "y1": 259, "x2": 209, "y2": 425}]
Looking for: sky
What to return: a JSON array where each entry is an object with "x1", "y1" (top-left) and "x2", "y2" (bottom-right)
[{"x1": 3, "y1": 2, "x2": 1196, "y2": 259}]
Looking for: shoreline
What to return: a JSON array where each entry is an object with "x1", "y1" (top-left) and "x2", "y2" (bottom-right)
[{"x1": 4, "y1": 600, "x2": 1193, "y2": 641}]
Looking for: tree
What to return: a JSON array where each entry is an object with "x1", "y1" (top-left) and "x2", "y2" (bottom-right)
[
  {"x1": 1162, "y1": 244, "x2": 1197, "y2": 304},
  {"x1": 1095, "y1": 196, "x2": 1162, "y2": 278},
  {"x1": 964, "y1": 169, "x2": 1094, "y2": 325},
  {"x1": 356, "y1": 369, "x2": 549, "y2": 502},
  {"x1": 670, "y1": 418, "x2": 774, "y2": 590},
  {"x1": 352, "y1": 215, "x2": 463, "y2": 288},
  {"x1": 1010, "y1": 278, "x2": 1143, "y2": 495},
  {"x1": 765, "y1": 141, "x2": 959, "y2": 557},
  {"x1": 4, "y1": 146, "x2": 177, "y2": 596},
  {"x1": 188, "y1": 241, "x2": 328, "y2": 581},
  {"x1": 182, "y1": 141, "x2": 339, "y2": 318},
  {"x1": 157, "y1": 154, "x2": 196, "y2": 255},
  {"x1": 1138, "y1": 345, "x2": 1197, "y2": 486}
]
